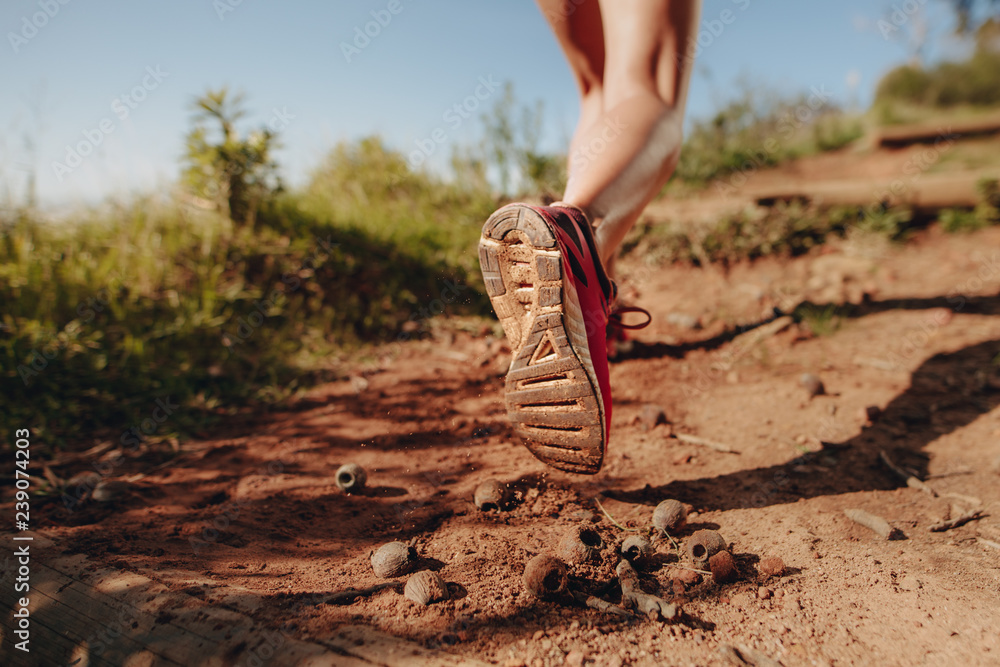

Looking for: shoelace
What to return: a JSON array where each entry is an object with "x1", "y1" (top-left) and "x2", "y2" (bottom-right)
[{"x1": 609, "y1": 305, "x2": 652, "y2": 331}]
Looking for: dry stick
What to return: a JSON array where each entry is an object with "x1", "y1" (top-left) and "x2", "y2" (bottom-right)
[
  {"x1": 942, "y1": 492, "x2": 983, "y2": 507},
  {"x1": 570, "y1": 590, "x2": 634, "y2": 619},
  {"x1": 844, "y1": 509, "x2": 906, "y2": 540},
  {"x1": 675, "y1": 433, "x2": 738, "y2": 455},
  {"x1": 929, "y1": 508, "x2": 984, "y2": 532},
  {"x1": 977, "y1": 538, "x2": 1000, "y2": 551},
  {"x1": 322, "y1": 583, "x2": 401, "y2": 605},
  {"x1": 615, "y1": 560, "x2": 681, "y2": 622},
  {"x1": 879, "y1": 450, "x2": 938, "y2": 497}
]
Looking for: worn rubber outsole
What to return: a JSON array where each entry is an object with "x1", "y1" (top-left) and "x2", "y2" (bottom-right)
[{"x1": 478, "y1": 204, "x2": 605, "y2": 474}]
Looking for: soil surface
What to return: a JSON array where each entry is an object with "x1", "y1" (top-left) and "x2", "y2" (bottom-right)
[{"x1": 13, "y1": 219, "x2": 1000, "y2": 666}]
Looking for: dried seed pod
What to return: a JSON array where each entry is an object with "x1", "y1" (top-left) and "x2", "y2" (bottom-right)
[
  {"x1": 335, "y1": 463, "x2": 367, "y2": 493},
  {"x1": 558, "y1": 525, "x2": 603, "y2": 564},
  {"x1": 759, "y1": 556, "x2": 785, "y2": 577},
  {"x1": 620, "y1": 535, "x2": 654, "y2": 566},
  {"x1": 473, "y1": 479, "x2": 508, "y2": 511},
  {"x1": 687, "y1": 529, "x2": 727, "y2": 569},
  {"x1": 652, "y1": 499, "x2": 687, "y2": 533},
  {"x1": 403, "y1": 570, "x2": 449, "y2": 606},
  {"x1": 799, "y1": 373, "x2": 825, "y2": 397},
  {"x1": 370, "y1": 541, "x2": 417, "y2": 578},
  {"x1": 709, "y1": 550, "x2": 737, "y2": 584},
  {"x1": 523, "y1": 554, "x2": 568, "y2": 600}
]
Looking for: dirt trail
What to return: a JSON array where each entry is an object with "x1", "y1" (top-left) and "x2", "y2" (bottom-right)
[{"x1": 10, "y1": 224, "x2": 1000, "y2": 666}]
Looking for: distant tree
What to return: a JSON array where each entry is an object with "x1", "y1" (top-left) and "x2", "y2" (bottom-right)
[
  {"x1": 182, "y1": 88, "x2": 282, "y2": 227},
  {"x1": 947, "y1": 0, "x2": 1000, "y2": 33}
]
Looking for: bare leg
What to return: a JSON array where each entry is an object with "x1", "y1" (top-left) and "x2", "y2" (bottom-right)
[{"x1": 538, "y1": 0, "x2": 700, "y2": 267}]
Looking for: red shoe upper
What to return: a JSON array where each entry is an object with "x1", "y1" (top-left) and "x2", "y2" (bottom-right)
[{"x1": 526, "y1": 204, "x2": 616, "y2": 441}]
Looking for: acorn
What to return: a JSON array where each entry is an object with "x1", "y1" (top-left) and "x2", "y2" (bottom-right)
[
  {"x1": 652, "y1": 499, "x2": 687, "y2": 533},
  {"x1": 370, "y1": 541, "x2": 417, "y2": 578},
  {"x1": 404, "y1": 570, "x2": 449, "y2": 606},
  {"x1": 335, "y1": 463, "x2": 367, "y2": 493},
  {"x1": 709, "y1": 550, "x2": 737, "y2": 583},
  {"x1": 523, "y1": 554, "x2": 568, "y2": 600},
  {"x1": 473, "y1": 479, "x2": 508, "y2": 511},
  {"x1": 558, "y1": 525, "x2": 603, "y2": 564},
  {"x1": 687, "y1": 529, "x2": 727, "y2": 569},
  {"x1": 620, "y1": 535, "x2": 654, "y2": 567}
]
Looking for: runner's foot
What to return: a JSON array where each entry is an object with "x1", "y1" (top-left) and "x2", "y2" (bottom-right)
[{"x1": 478, "y1": 203, "x2": 616, "y2": 474}]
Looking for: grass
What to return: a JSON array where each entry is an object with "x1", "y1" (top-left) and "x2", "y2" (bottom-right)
[{"x1": 2, "y1": 140, "x2": 495, "y2": 450}]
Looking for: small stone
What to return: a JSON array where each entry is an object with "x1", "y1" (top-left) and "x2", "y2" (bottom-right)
[
  {"x1": 638, "y1": 404, "x2": 668, "y2": 431},
  {"x1": 760, "y1": 556, "x2": 785, "y2": 576},
  {"x1": 709, "y1": 550, "x2": 737, "y2": 584},
  {"x1": 800, "y1": 373, "x2": 825, "y2": 398},
  {"x1": 532, "y1": 630, "x2": 545, "y2": 641},
  {"x1": 672, "y1": 568, "x2": 701, "y2": 585},
  {"x1": 565, "y1": 650, "x2": 585, "y2": 667},
  {"x1": 758, "y1": 586, "x2": 772, "y2": 600}
]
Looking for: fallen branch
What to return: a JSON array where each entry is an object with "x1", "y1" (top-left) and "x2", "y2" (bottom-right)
[
  {"x1": 322, "y1": 583, "x2": 401, "y2": 605},
  {"x1": 675, "y1": 433, "x2": 738, "y2": 455},
  {"x1": 615, "y1": 560, "x2": 681, "y2": 622},
  {"x1": 844, "y1": 509, "x2": 906, "y2": 540},
  {"x1": 929, "y1": 509, "x2": 984, "y2": 532},
  {"x1": 879, "y1": 450, "x2": 937, "y2": 497},
  {"x1": 570, "y1": 590, "x2": 634, "y2": 619}
]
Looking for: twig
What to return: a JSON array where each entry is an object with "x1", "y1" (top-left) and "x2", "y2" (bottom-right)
[
  {"x1": 615, "y1": 560, "x2": 681, "y2": 622},
  {"x1": 879, "y1": 450, "x2": 937, "y2": 497},
  {"x1": 930, "y1": 509, "x2": 984, "y2": 532},
  {"x1": 977, "y1": 538, "x2": 1000, "y2": 551},
  {"x1": 844, "y1": 509, "x2": 906, "y2": 540},
  {"x1": 322, "y1": 583, "x2": 401, "y2": 605},
  {"x1": 570, "y1": 590, "x2": 634, "y2": 619},
  {"x1": 671, "y1": 565, "x2": 712, "y2": 576},
  {"x1": 942, "y1": 492, "x2": 982, "y2": 507},
  {"x1": 675, "y1": 433, "x2": 738, "y2": 454}
]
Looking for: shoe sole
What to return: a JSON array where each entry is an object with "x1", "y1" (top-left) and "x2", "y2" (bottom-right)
[{"x1": 478, "y1": 204, "x2": 605, "y2": 474}]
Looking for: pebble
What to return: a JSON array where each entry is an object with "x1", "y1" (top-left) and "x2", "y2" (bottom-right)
[
  {"x1": 800, "y1": 372, "x2": 825, "y2": 397},
  {"x1": 532, "y1": 630, "x2": 545, "y2": 641},
  {"x1": 758, "y1": 586, "x2": 772, "y2": 600},
  {"x1": 638, "y1": 404, "x2": 668, "y2": 431},
  {"x1": 565, "y1": 650, "x2": 585, "y2": 667},
  {"x1": 760, "y1": 556, "x2": 786, "y2": 576}
]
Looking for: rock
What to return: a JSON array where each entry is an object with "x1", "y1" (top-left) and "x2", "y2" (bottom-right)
[
  {"x1": 565, "y1": 650, "x2": 585, "y2": 667},
  {"x1": 760, "y1": 556, "x2": 785, "y2": 577},
  {"x1": 709, "y1": 550, "x2": 737, "y2": 583},
  {"x1": 757, "y1": 586, "x2": 772, "y2": 600},
  {"x1": 800, "y1": 373, "x2": 825, "y2": 397},
  {"x1": 666, "y1": 312, "x2": 700, "y2": 330},
  {"x1": 638, "y1": 404, "x2": 668, "y2": 431}
]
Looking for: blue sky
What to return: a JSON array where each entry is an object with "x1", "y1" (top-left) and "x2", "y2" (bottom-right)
[{"x1": 0, "y1": 0, "x2": 967, "y2": 209}]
